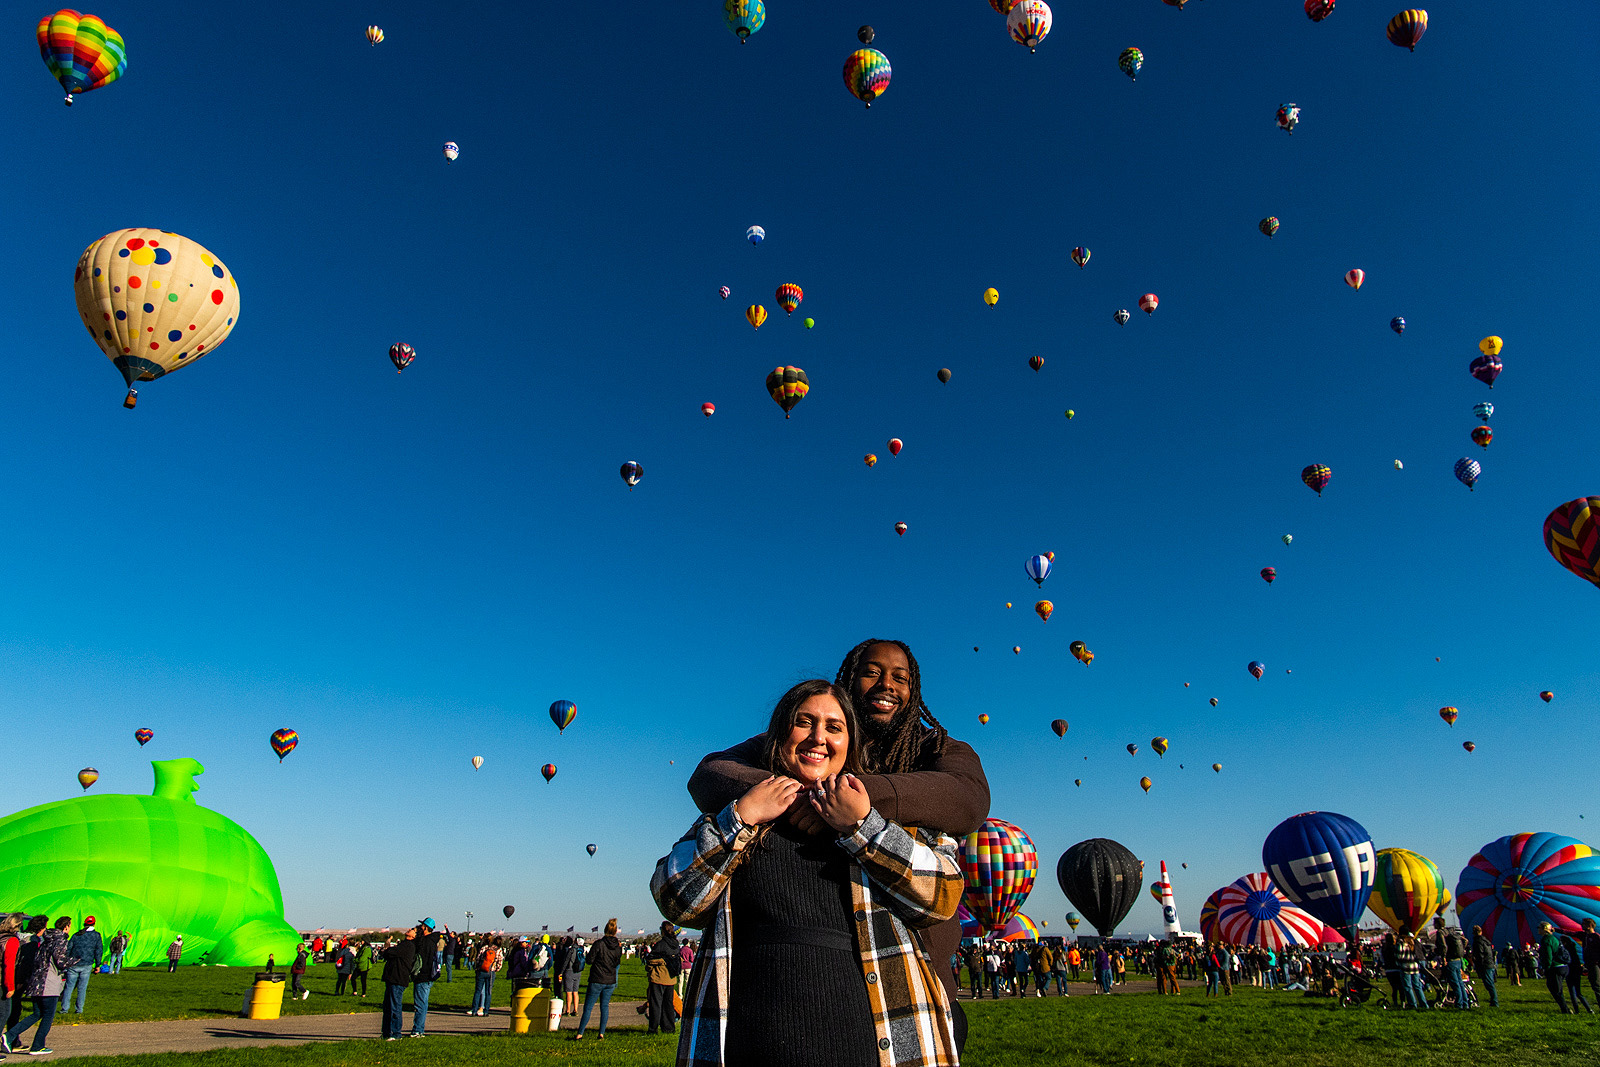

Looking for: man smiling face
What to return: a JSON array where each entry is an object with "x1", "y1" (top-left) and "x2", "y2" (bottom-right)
[{"x1": 851, "y1": 642, "x2": 913, "y2": 748}]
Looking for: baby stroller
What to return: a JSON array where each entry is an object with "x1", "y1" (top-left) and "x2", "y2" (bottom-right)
[
  {"x1": 1336, "y1": 961, "x2": 1389, "y2": 1009},
  {"x1": 1425, "y1": 963, "x2": 1478, "y2": 1009}
]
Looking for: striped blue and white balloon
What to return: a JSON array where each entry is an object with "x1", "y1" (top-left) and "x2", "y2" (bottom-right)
[
  {"x1": 1024, "y1": 554, "x2": 1052, "y2": 587},
  {"x1": 746, "y1": 225, "x2": 765, "y2": 246}
]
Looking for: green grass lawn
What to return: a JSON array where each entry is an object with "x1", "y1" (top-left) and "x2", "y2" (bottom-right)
[
  {"x1": 45, "y1": 978, "x2": 1600, "y2": 1066},
  {"x1": 59, "y1": 960, "x2": 652, "y2": 1024}
]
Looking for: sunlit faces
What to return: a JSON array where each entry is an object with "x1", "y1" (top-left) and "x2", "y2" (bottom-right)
[
  {"x1": 853, "y1": 642, "x2": 911, "y2": 724},
  {"x1": 778, "y1": 694, "x2": 851, "y2": 783}
]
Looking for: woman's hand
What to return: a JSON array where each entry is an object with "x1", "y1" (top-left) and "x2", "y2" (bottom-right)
[
  {"x1": 733, "y1": 775, "x2": 802, "y2": 826},
  {"x1": 811, "y1": 773, "x2": 871, "y2": 834}
]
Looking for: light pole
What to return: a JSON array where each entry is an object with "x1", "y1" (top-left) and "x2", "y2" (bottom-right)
[{"x1": 464, "y1": 911, "x2": 473, "y2": 934}]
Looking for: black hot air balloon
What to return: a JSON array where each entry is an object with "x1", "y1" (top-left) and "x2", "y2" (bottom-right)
[
  {"x1": 857, "y1": 25, "x2": 874, "y2": 45},
  {"x1": 503, "y1": 905, "x2": 515, "y2": 918},
  {"x1": 1056, "y1": 838, "x2": 1143, "y2": 937}
]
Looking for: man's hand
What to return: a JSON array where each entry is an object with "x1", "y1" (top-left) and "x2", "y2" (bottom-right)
[
  {"x1": 733, "y1": 776, "x2": 802, "y2": 826},
  {"x1": 811, "y1": 773, "x2": 871, "y2": 833}
]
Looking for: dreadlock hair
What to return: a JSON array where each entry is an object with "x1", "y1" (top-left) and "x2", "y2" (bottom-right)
[{"x1": 834, "y1": 639, "x2": 948, "y2": 774}]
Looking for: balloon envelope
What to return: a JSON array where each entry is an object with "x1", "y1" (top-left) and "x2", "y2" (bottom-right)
[
  {"x1": 1391, "y1": 316, "x2": 1406, "y2": 335},
  {"x1": 503, "y1": 905, "x2": 515, "y2": 918},
  {"x1": 549, "y1": 700, "x2": 577, "y2": 733},
  {"x1": 1035, "y1": 600, "x2": 1053, "y2": 623},
  {"x1": 1469, "y1": 354, "x2": 1502, "y2": 388},
  {"x1": 1262, "y1": 811, "x2": 1375, "y2": 932},
  {"x1": 842, "y1": 48, "x2": 891, "y2": 106},
  {"x1": 471, "y1": 756, "x2": 483, "y2": 770},
  {"x1": 1198, "y1": 872, "x2": 1326, "y2": 948},
  {"x1": 1455, "y1": 832, "x2": 1600, "y2": 949},
  {"x1": 766, "y1": 366, "x2": 809, "y2": 417},
  {"x1": 1386, "y1": 8, "x2": 1428, "y2": 50},
  {"x1": 1544, "y1": 497, "x2": 1600, "y2": 588},
  {"x1": 1138, "y1": 294, "x2": 1158, "y2": 314},
  {"x1": 996, "y1": 913, "x2": 1040, "y2": 942},
  {"x1": 725, "y1": 0, "x2": 765, "y2": 40},
  {"x1": 37, "y1": 9, "x2": 127, "y2": 104},
  {"x1": 1369, "y1": 848, "x2": 1447, "y2": 935},
  {"x1": 983, "y1": 288, "x2": 999, "y2": 307},
  {"x1": 1248, "y1": 661, "x2": 1265, "y2": 679},
  {"x1": 1260, "y1": 567, "x2": 1276, "y2": 584},
  {"x1": 540, "y1": 764, "x2": 556, "y2": 782},
  {"x1": 269, "y1": 729, "x2": 298, "y2": 762},
  {"x1": 1056, "y1": 838, "x2": 1142, "y2": 937},
  {"x1": 134, "y1": 729, "x2": 153, "y2": 746},
  {"x1": 959, "y1": 819, "x2": 1038, "y2": 937},
  {"x1": 1024, "y1": 554, "x2": 1052, "y2": 586},
  {"x1": 1050, "y1": 719, "x2": 1068, "y2": 738},
  {"x1": 78, "y1": 768, "x2": 99, "y2": 791},
  {"x1": 745, "y1": 225, "x2": 764, "y2": 245}
]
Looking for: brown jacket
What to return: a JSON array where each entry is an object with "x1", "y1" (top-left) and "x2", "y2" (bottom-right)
[{"x1": 686, "y1": 729, "x2": 990, "y2": 1001}]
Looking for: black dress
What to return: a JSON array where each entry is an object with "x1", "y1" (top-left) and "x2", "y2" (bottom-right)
[{"x1": 723, "y1": 820, "x2": 877, "y2": 1067}]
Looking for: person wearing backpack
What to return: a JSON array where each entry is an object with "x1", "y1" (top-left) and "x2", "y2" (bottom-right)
[
  {"x1": 1431, "y1": 917, "x2": 1470, "y2": 1010},
  {"x1": 410, "y1": 920, "x2": 442, "y2": 1036},
  {"x1": 1560, "y1": 931, "x2": 1593, "y2": 1014},
  {"x1": 561, "y1": 937, "x2": 586, "y2": 1017},
  {"x1": 290, "y1": 944, "x2": 310, "y2": 1001},
  {"x1": 61, "y1": 916, "x2": 102, "y2": 1014},
  {"x1": 379, "y1": 927, "x2": 421, "y2": 1039},
  {"x1": 1539, "y1": 922, "x2": 1572, "y2": 1013},
  {"x1": 469, "y1": 935, "x2": 502, "y2": 1016},
  {"x1": 644, "y1": 924, "x2": 681, "y2": 1035}
]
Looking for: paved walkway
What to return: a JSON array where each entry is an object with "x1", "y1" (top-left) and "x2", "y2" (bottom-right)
[{"x1": 33, "y1": 1003, "x2": 649, "y2": 1059}]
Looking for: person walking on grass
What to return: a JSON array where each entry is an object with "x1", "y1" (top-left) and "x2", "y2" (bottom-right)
[
  {"x1": 6, "y1": 916, "x2": 69, "y2": 1056},
  {"x1": 1560, "y1": 930, "x2": 1593, "y2": 1014},
  {"x1": 165, "y1": 936, "x2": 183, "y2": 973},
  {"x1": 1432, "y1": 916, "x2": 1470, "y2": 1010},
  {"x1": 60, "y1": 917, "x2": 100, "y2": 1015},
  {"x1": 1470, "y1": 925, "x2": 1498, "y2": 1008},
  {"x1": 380, "y1": 927, "x2": 420, "y2": 1039},
  {"x1": 1011, "y1": 940, "x2": 1031, "y2": 997},
  {"x1": 469, "y1": 935, "x2": 501, "y2": 1016},
  {"x1": 0, "y1": 914, "x2": 23, "y2": 1050},
  {"x1": 290, "y1": 944, "x2": 310, "y2": 1001},
  {"x1": 569, "y1": 919, "x2": 623, "y2": 1042},
  {"x1": 1540, "y1": 923, "x2": 1572, "y2": 1013}
]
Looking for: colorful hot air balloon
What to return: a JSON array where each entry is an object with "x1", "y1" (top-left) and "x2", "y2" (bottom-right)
[
  {"x1": 1151, "y1": 738, "x2": 1169, "y2": 758},
  {"x1": 1126, "y1": 744, "x2": 1139, "y2": 757},
  {"x1": 1139, "y1": 777, "x2": 1152, "y2": 794},
  {"x1": 1474, "y1": 401, "x2": 1494, "y2": 421},
  {"x1": 73, "y1": 229, "x2": 241, "y2": 409},
  {"x1": 1071, "y1": 246, "x2": 1091, "y2": 269},
  {"x1": 997, "y1": 913, "x2": 1040, "y2": 942},
  {"x1": 857, "y1": 25, "x2": 874, "y2": 45},
  {"x1": 366, "y1": 25, "x2": 383, "y2": 45},
  {"x1": 389, "y1": 342, "x2": 414, "y2": 373},
  {"x1": 719, "y1": 285, "x2": 730, "y2": 300},
  {"x1": 1463, "y1": 741, "x2": 1476, "y2": 753},
  {"x1": 77, "y1": 768, "x2": 99, "y2": 791},
  {"x1": 1391, "y1": 316, "x2": 1406, "y2": 335},
  {"x1": 1305, "y1": 0, "x2": 1336, "y2": 21},
  {"x1": 983, "y1": 288, "x2": 1000, "y2": 308},
  {"x1": 1117, "y1": 48, "x2": 1141, "y2": 82},
  {"x1": 701, "y1": 402, "x2": 715, "y2": 418},
  {"x1": 540, "y1": 764, "x2": 557, "y2": 783},
  {"x1": 1138, "y1": 294, "x2": 1159, "y2": 315},
  {"x1": 1263, "y1": 811, "x2": 1376, "y2": 940},
  {"x1": 1064, "y1": 912, "x2": 1080, "y2": 930},
  {"x1": 1149, "y1": 881, "x2": 1165, "y2": 905},
  {"x1": 978, "y1": 714, "x2": 990, "y2": 726},
  {"x1": 1248, "y1": 661, "x2": 1265, "y2": 680},
  {"x1": 1344, "y1": 269, "x2": 1365, "y2": 291},
  {"x1": 1282, "y1": 534, "x2": 1294, "y2": 546},
  {"x1": 442, "y1": 141, "x2": 459, "y2": 163},
  {"x1": 1051, "y1": 720, "x2": 1068, "y2": 738},
  {"x1": 888, "y1": 438, "x2": 903, "y2": 456},
  {"x1": 269, "y1": 729, "x2": 298, "y2": 762},
  {"x1": 1029, "y1": 356, "x2": 1044, "y2": 372},
  {"x1": 1439, "y1": 706, "x2": 1458, "y2": 726},
  {"x1": 1056, "y1": 838, "x2": 1142, "y2": 938},
  {"x1": 1454, "y1": 457, "x2": 1480, "y2": 491},
  {"x1": 1469, "y1": 354, "x2": 1502, "y2": 388},
  {"x1": 1543, "y1": 497, "x2": 1600, "y2": 589},
  {"x1": 1212, "y1": 763, "x2": 1222, "y2": 773},
  {"x1": 745, "y1": 304, "x2": 767, "y2": 330},
  {"x1": 1209, "y1": 697, "x2": 1219, "y2": 707},
  {"x1": 134, "y1": 729, "x2": 153, "y2": 746},
  {"x1": 864, "y1": 454, "x2": 877, "y2": 467},
  {"x1": 1472, "y1": 425, "x2": 1493, "y2": 449},
  {"x1": 1012, "y1": 647, "x2": 1021, "y2": 655},
  {"x1": 1259, "y1": 217, "x2": 1280, "y2": 238},
  {"x1": 1198, "y1": 873, "x2": 1326, "y2": 948},
  {"x1": 1386, "y1": 9, "x2": 1427, "y2": 51},
  {"x1": 37, "y1": 10, "x2": 126, "y2": 107},
  {"x1": 471, "y1": 756, "x2": 484, "y2": 770},
  {"x1": 620, "y1": 461, "x2": 643, "y2": 490},
  {"x1": 549, "y1": 700, "x2": 576, "y2": 733},
  {"x1": 1260, "y1": 567, "x2": 1276, "y2": 584},
  {"x1": 1541, "y1": 691, "x2": 1554, "y2": 702},
  {"x1": 725, "y1": 0, "x2": 766, "y2": 41},
  {"x1": 843, "y1": 48, "x2": 891, "y2": 107},
  {"x1": 1455, "y1": 832, "x2": 1600, "y2": 949},
  {"x1": 1162, "y1": 0, "x2": 1188, "y2": 8},
  {"x1": 775, "y1": 283, "x2": 803, "y2": 316},
  {"x1": 1064, "y1": 410, "x2": 1075, "y2": 419},
  {"x1": 746, "y1": 225, "x2": 764, "y2": 246},
  {"x1": 1480, "y1": 336, "x2": 1504, "y2": 357},
  {"x1": 959, "y1": 819, "x2": 1039, "y2": 937},
  {"x1": 1035, "y1": 600, "x2": 1053, "y2": 623},
  {"x1": 1301, "y1": 464, "x2": 1331, "y2": 496},
  {"x1": 587, "y1": 843, "x2": 597, "y2": 856},
  {"x1": 766, "y1": 366, "x2": 808, "y2": 418},
  {"x1": 894, "y1": 522, "x2": 908, "y2": 537},
  {"x1": 1007, "y1": 1, "x2": 1052, "y2": 52},
  {"x1": 1370, "y1": 848, "x2": 1446, "y2": 937},
  {"x1": 1276, "y1": 104, "x2": 1300, "y2": 134},
  {"x1": 1069, "y1": 640, "x2": 1092, "y2": 666},
  {"x1": 937, "y1": 368, "x2": 952, "y2": 383}
]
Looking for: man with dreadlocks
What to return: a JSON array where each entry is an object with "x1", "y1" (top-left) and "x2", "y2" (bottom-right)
[{"x1": 688, "y1": 639, "x2": 990, "y2": 1051}]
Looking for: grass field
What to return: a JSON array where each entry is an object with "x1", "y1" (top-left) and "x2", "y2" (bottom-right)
[{"x1": 39, "y1": 972, "x2": 1600, "y2": 1066}]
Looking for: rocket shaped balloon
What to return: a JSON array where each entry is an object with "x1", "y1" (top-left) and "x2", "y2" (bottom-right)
[{"x1": 1158, "y1": 860, "x2": 1183, "y2": 937}]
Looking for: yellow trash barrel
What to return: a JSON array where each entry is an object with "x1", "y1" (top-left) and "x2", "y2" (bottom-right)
[
  {"x1": 248, "y1": 974, "x2": 287, "y2": 1020},
  {"x1": 508, "y1": 984, "x2": 544, "y2": 1034}
]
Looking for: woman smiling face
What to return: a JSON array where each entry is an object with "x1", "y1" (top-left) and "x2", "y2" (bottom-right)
[{"x1": 778, "y1": 693, "x2": 851, "y2": 784}]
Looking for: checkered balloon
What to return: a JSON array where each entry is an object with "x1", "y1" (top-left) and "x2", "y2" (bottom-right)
[{"x1": 959, "y1": 818, "x2": 1038, "y2": 937}]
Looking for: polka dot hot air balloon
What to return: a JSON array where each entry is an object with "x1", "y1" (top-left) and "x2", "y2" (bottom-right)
[
  {"x1": 1456, "y1": 832, "x2": 1600, "y2": 949},
  {"x1": 959, "y1": 819, "x2": 1038, "y2": 938},
  {"x1": 1198, "y1": 873, "x2": 1326, "y2": 948},
  {"x1": 1386, "y1": 9, "x2": 1428, "y2": 51},
  {"x1": 37, "y1": 9, "x2": 127, "y2": 106},
  {"x1": 843, "y1": 48, "x2": 891, "y2": 107},
  {"x1": 1543, "y1": 497, "x2": 1600, "y2": 589}
]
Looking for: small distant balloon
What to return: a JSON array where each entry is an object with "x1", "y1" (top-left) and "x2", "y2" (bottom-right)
[
  {"x1": 1007, "y1": 0, "x2": 1052, "y2": 53},
  {"x1": 1051, "y1": 720, "x2": 1069, "y2": 738},
  {"x1": 1276, "y1": 103, "x2": 1300, "y2": 134},
  {"x1": 1463, "y1": 741, "x2": 1475, "y2": 752},
  {"x1": 366, "y1": 25, "x2": 383, "y2": 45},
  {"x1": 746, "y1": 225, "x2": 765, "y2": 246},
  {"x1": 78, "y1": 768, "x2": 99, "y2": 791},
  {"x1": 1139, "y1": 293, "x2": 1159, "y2": 314},
  {"x1": 1074, "y1": 779, "x2": 1082, "y2": 787},
  {"x1": 937, "y1": 368, "x2": 952, "y2": 383},
  {"x1": 1212, "y1": 763, "x2": 1222, "y2": 773},
  {"x1": 549, "y1": 700, "x2": 577, "y2": 733},
  {"x1": 1282, "y1": 534, "x2": 1293, "y2": 545},
  {"x1": 587, "y1": 844, "x2": 597, "y2": 856},
  {"x1": 1072, "y1": 246, "x2": 1091, "y2": 269},
  {"x1": 1391, "y1": 317, "x2": 1406, "y2": 335},
  {"x1": 1209, "y1": 698, "x2": 1219, "y2": 707},
  {"x1": 725, "y1": 0, "x2": 765, "y2": 40},
  {"x1": 1151, "y1": 737, "x2": 1169, "y2": 758},
  {"x1": 1394, "y1": 460, "x2": 1404, "y2": 470},
  {"x1": 1386, "y1": 8, "x2": 1428, "y2": 51},
  {"x1": 983, "y1": 287, "x2": 1000, "y2": 307},
  {"x1": 620, "y1": 461, "x2": 644, "y2": 491},
  {"x1": 1454, "y1": 457, "x2": 1480, "y2": 491},
  {"x1": 1248, "y1": 661, "x2": 1265, "y2": 680},
  {"x1": 541, "y1": 764, "x2": 557, "y2": 782},
  {"x1": 1259, "y1": 217, "x2": 1280, "y2": 238},
  {"x1": 702, "y1": 402, "x2": 715, "y2": 418},
  {"x1": 864, "y1": 454, "x2": 877, "y2": 467},
  {"x1": 1064, "y1": 410, "x2": 1075, "y2": 419},
  {"x1": 471, "y1": 756, "x2": 484, "y2": 770},
  {"x1": 1140, "y1": 776, "x2": 1152, "y2": 794},
  {"x1": 978, "y1": 714, "x2": 990, "y2": 725},
  {"x1": 1469, "y1": 354, "x2": 1502, "y2": 388},
  {"x1": 1260, "y1": 567, "x2": 1276, "y2": 584},
  {"x1": 842, "y1": 48, "x2": 892, "y2": 107},
  {"x1": 1035, "y1": 600, "x2": 1053, "y2": 623},
  {"x1": 1479, "y1": 336, "x2": 1503, "y2": 357},
  {"x1": 1114, "y1": 309, "x2": 1131, "y2": 326},
  {"x1": 1069, "y1": 640, "x2": 1093, "y2": 666},
  {"x1": 719, "y1": 286, "x2": 730, "y2": 300},
  {"x1": 775, "y1": 283, "x2": 803, "y2": 316},
  {"x1": 894, "y1": 522, "x2": 907, "y2": 537},
  {"x1": 1345, "y1": 269, "x2": 1365, "y2": 291},
  {"x1": 134, "y1": 728, "x2": 153, "y2": 746},
  {"x1": 858, "y1": 25, "x2": 874, "y2": 44},
  {"x1": 1439, "y1": 706, "x2": 1458, "y2": 726},
  {"x1": 270, "y1": 728, "x2": 299, "y2": 762},
  {"x1": 389, "y1": 343, "x2": 415, "y2": 373},
  {"x1": 1118, "y1": 48, "x2": 1141, "y2": 82},
  {"x1": 766, "y1": 366, "x2": 809, "y2": 417},
  {"x1": 803, "y1": 318, "x2": 815, "y2": 329},
  {"x1": 1473, "y1": 401, "x2": 1494, "y2": 421},
  {"x1": 1029, "y1": 355, "x2": 1044, "y2": 372},
  {"x1": 888, "y1": 438, "x2": 903, "y2": 456},
  {"x1": 1305, "y1": 1, "x2": 1336, "y2": 22},
  {"x1": 503, "y1": 905, "x2": 515, "y2": 918},
  {"x1": 1301, "y1": 464, "x2": 1332, "y2": 496},
  {"x1": 1127, "y1": 744, "x2": 1139, "y2": 757},
  {"x1": 1472, "y1": 425, "x2": 1493, "y2": 449},
  {"x1": 1541, "y1": 691, "x2": 1554, "y2": 703},
  {"x1": 746, "y1": 304, "x2": 767, "y2": 330},
  {"x1": 442, "y1": 141, "x2": 459, "y2": 163}
]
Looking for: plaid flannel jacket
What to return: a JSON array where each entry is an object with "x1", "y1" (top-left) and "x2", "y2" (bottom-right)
[{"x1": 650, "y1": 802, "x2": 964, "y2": 1067}]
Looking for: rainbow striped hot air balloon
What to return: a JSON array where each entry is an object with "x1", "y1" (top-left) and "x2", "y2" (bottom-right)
[
  {"x1": 959, "y1": 819, "x2": 1038, "y2": 937},
  {"x1": 269, "y1": 728, "x2": 299, "y2": 762},
  {"x1": 1071, "y1": 246, "x2": 1091, "y2": 269},
  {"x1": 366, "y1": 25, "x2": 384, "y2": 46},
  {"x1": 1456, "y1": 833, "x2": 1600, "y2": 949},
  {"x1": 1198, "y1": 873, "x2": 1326, "y2": 948},
  {"x1": 766, "y1": 366, "x2": 808, "y2": 418},
  {"x1": 37, "y1": 9, "x2": 126, "y2": 106},
  {"x1": 843, "y1": 48, "x2": 891, "y2": 107},
  {"x1": 1369, "y1": 847, "x2": 1448, "y2": 936},
  {"x1": 775, "y1": 283, "x2": 803, "y2": 316},
  {"x1": 1386, "y1": 9, "x2": 1428, "y2": 51},
  {"x1": 997, "y1": 913, "x2": 1040, "y2": 942}
]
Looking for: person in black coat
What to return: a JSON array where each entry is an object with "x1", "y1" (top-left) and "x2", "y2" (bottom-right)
[
  {"x1": 379, "y1": 929, "x2": 420, "y2": 1040},
  {"x1": 645, "y1": 923, "x2": 682, "y2": 1035}
]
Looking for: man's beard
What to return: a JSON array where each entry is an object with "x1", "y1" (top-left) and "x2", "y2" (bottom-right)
[{"x1": 862, "y1": 704, "x2": 915, "y2": 755}]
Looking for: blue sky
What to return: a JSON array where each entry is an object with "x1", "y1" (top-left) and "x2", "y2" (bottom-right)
[{"x1": 1, "y1": 2, "x2": 1597, "y2": 938}]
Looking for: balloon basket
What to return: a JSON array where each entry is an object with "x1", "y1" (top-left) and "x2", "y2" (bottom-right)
[{"x1": 123, "y1": 389, "x2": 138, "y2": 409}]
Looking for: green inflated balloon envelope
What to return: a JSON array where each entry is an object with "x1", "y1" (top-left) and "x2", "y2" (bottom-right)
[{"x1": 0, "y1": 758, "x2": 300, "y2": 968}]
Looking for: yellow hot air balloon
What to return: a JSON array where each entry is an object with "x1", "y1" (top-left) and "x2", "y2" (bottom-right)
[
  {"x1": 1139, "y1": 776, "x2": 1152, "y2": 793},
  {"x1": 73, "y1": 229, "x2": 240, "y2": 408},
  {"x1": 978, "y1": 714, "x2": 990, "y2": 725},
  {"x1": 746, "y1": 304, "x2": 768, "y2": 330},
  {"x1": 864, "y1": 454, "x2": 877, "y2": 467},
  {"x1": 1479, "y1": 336, "x2": 1503, "y2": 357},
  {"x1": 77, "y1": 767, "x2": 99, "y2": 790},
  {"x1": 983, "y1": 287, "x2": 999, "y2": 307},
  {"x1": 1368, "y1": 847, "x2": 1448, "y2": 936},
  {"x1": 1035, "y1": 600, "x2": 1053, "y2": 623}
]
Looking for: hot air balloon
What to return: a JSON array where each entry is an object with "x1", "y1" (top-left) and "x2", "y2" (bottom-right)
[
  {"x1": 1198, "y1": 873, "x2": 1326, "y2": 948},
  {"x1": 1035, "y1": 600, "x2": 1053, "y2": 623},
  {"x1": 1209, "y1": 698, "x2": 1219, "y2": 707},
  {"x1": 1259, "y1": 217, "x2": 1280, "y2": 238},
  {"x1": 1025, "y1": 555, "x2": 1053, "y2": 586},
  {"x1": 77, "y1": 768, "x2": 99, "y2": 791},
  {"x1": 1472, "y1": 426, "x2": 1492, "y2": 449},
  {"x1": 775, "y1": 283, "x2": 803, "y2": 316},
  {"x1": 1395, "y1": 460, "x2": 1405, "y2": 470},
  {"x1": 719, "y1": 286, "x2": 730, "y2": 300},
  {"x1": 270, "y1": 729, "x2": 298, "y2": 762},
  {"x1": 389, "y1": 342, "x2": 414, "y2": 373},
  {"x1": 1117, "y1": 48, "x2": 1141, "y2": 82},
  {"x1": 1051, "y1": 720, "x2": 1068, "y2": 738},
  {"x1": 725, "y1": 0, "x2": 766, "y2": 41},
  {"x1": 857, "y1": 25, "x2": 874, "y2": 44},
  {"x1": 36, "y1": 9, "x2": 127, "y2": 106},
  {"x1": 1012, "y1": 647, "x2": 1021, "y2": 655},
  {"x1": 1469, "y1": 354, "x2": 1502, "y2": 388},
  {"x1": 1162, "y1": 0, "x2": 1188, "y2": 8},
  {"x1": 1263, "y1": 811, "x2": 1375, "y2": 942},
  {"x1": 1260, "y1": 567, "x2": 1276, "y2": 584},
  {"x1": 620, "y1": 461, "x2": 643, "y2": 491},
  {"x1": 549, "y1": 700, "x2": 576, "y2": 733},
  {"x1": 1480, "y1": 335, "x2": 1503, "y2": 357},
  {"x1": 1276, "y1": 104, "x2": 1300, "y2": 134},
  {"x1": 586, "y1": 844, "x2": 597, "y2": 856},
  {"x1": 1138, "y1": 294, "x2": 1159, "y2": 315},
  {"x1": 978, "y1": 714, "x2": 990, "y2": 725},
  {"x1": 1070, "y1": 641, "x2": 1093, "y2": 667},
  {"x1": 503, "y1": 905, "x2": 515, "y2": 918},
  {"x1": 746, "y1": 225, "x2": 764, "y2": 246},
  {"x1": 1433, "y1": 706, "x2": 1458, "y2": 727},
  {"x1": 1344, "y1": 269, "x2": 1365, "y2": 291},
  {"x1": 1071, "y1": 246, "x2": 1091, "y2": 269},
  {"x1": 937, "y1": 368, "x2": 951, "y2": 383},
  {"x1": 1064, "y1": 410, "x2": 1075, "y2": 420},
  {"x1": 888, "y1": 438, "x2": 903, "y2": 456},
  {"x1": 1149, "y1": 881, "x2": 1166, "y2": 904},
  {"x1": 1007, "y1": 1, "x2": 1052, "y2": 52},
  {"x1": 983, "y1": 288, "x2": 1000, "y2": 308},
  {"x1": 864, "y1": 454, "x2": 877, "y2": 467},
  {"x1": 1212, "y1": 763, "x2": 1222, "y2": 773},
  {"x1": 1140, "y1": 777, "x2": 1152, "y2": 793},
  {"x1": 1248, "y1": 661, "x2": 1265, "y2": 680},
  {"x1": 366, "y1": 25, "x2": 383, "y2": 45},
  {"x1": 471, "y1": 756, "x2": 483, "y2": 770},
  {"x1": 766, "y1": 366, "x2": 809, "y2": 417},
  {"x1": 442, "y1": 142, "x2": 459, "y2": 163},
  {"x1": 73, "y1": 229, "x2": 241, "y2": 409},
  {"x1": 1029, "y1": 356, "x2": 1044, "y2": 372},
  {"x1": 1057, "y1": 838, "x2": 1143, "y2": 937},
  {"x1": 1151, "y1": 738, "x2": 1169, "y2": 758},
  {"x1": 803, "y1": 318, "x2": 814, "y2": 329},
  {"x1": 1064, "y1": 912, "x2": 1080, "y2": 931},
  {"x1": 1391, "y1": 316, "x2": 1406, "y2": 335},
  {"x1": 1463, "y1": 741, "x2": 1475, "y2": 753},
  {"x1": 1541, "y1": 691, "x2": 1554, "y2": 702},
  {"x1": 1126, "y1": 744, "x2": 1139, "y2": 757},
  {"x1": 540, "y1": 764, "x2": 556, "y2": 783},
  {"x1": 1114, "y1": 309, "x2": 1131, "y2": 326},
  {"x1": 1386, "y1": 9, "x2": 1427, "y2": 51},
  {"x1": 894, "y1": 522, "x2": 907, "y2": 537},
  {"x1": 843, "y1": 48, "x2": 891, "y2": 107},
  {"x1": 1544, "y1": 497, "x2": 1600, "y2": 589},
  {"x1": 1456, "y1": 832, "x2": 1600, "y2": 949},
  {"x1": 1072, "y1": 779, "x2": 1081, "y2": 787},
  {"x1": 701, "y1": 402, "x2": 715, "y2": 418},
  {"x1": 134, "y1": 729, "x2": 153, "y2": 746},
  {"x1": 745, "y1": 304, "x2": 767, "y2": 330},
  {"x1": 959, "y1": 819, "x2": 1039, "y2": 937},
  {"x1": 1305, "y1": 1, "x2": 1336, "y2": 21},
  {"x1": 1474, "y1": 401, "x2": 1494, "y2": 421},
  {"x1": 1454, "y1": 457, "x2": 1480, "y2": 491},
  {"x1": 1301, "y1": 464, "x2": 1331, "y2": 496}
]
